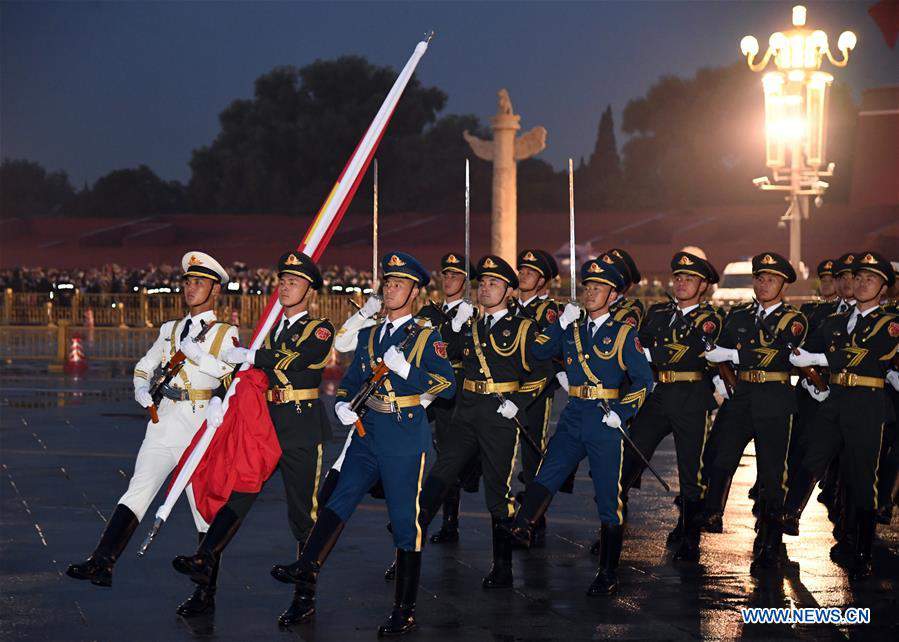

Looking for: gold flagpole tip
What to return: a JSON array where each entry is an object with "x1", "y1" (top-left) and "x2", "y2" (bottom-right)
[{"x1": 425, "y1": 30, "x2": 436, "y2": 44}]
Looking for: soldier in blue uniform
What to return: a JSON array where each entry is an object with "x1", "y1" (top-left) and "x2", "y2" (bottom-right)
[
  {"x1": 270, "y1": 251, "x2": 456, "y2": 637},
  {"x1": 507, "y1": 258, "x2": 653, "y2": 596}
]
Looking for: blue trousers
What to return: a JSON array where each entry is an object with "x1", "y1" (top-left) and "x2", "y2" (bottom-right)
[
  {"x1": 325, "y1": 433, "x2": 429, "y2": 551},
  {"x1": 534, "y1": 401, "x2": 626, "y2": 525}
]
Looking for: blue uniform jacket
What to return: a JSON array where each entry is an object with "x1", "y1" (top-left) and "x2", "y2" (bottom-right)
[
  {"x1": 336, "y1": 319, "x2": 457, "y2": 456},
  {"x1": 533, "y1": 315, "x2": 653, "y2": 422}
]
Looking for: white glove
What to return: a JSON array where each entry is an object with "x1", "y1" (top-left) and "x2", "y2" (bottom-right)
[
  {"x1": 420, "y1": 392, "x2": 435, "y2": 409},
  {"x1": 335, "y1": 401, "x2": 359, "y2": 426},
  {"x1": 789, "y1": 348, "x2": 828, "y2": 369},
  {"x1": 383, "y1": 346, "x2": 411, "y2": 379},
  {"x1": 800, "y1": 378, "x2": 830, "y2": 402},
  {"x1": 180, "y1": 337, "x2": 204, "y2": 362},
  {"x1": 712, "y1": 374, "x2": 730, "y2": 400},
  {"x1": 450, "y1": 301, "x2": 475, "y2": 332},
  {"x1": 222, "y1": 346, "x2": 253, "y2": 365},
  {"x1": 205, "y1": 397, "x2": 225, "y2": 430},
  {"x1": 602, "y1": 410, "x2": 622, "y2": 429},
  {"x1": 134, "y1": 383, "x2": 153, "y2": 408},
  {"x1": 642, "y1": 347, "x2": 652, "y2": 363},
  {"x1": 497, "y1": 399, "x2": 519, "y2": 419},
  {"x1": 887, "y1": 370, "x2": 899, "y2": 392},
  {"x1": 555, "y1": 371, "x2": 570, "y2": 392},
  {"x1": 360, "y1": 295, "x2": 382, "y2": 319},
  {"x1": 559, "y1": 303, "x2": 581, "y2": 330},
  {"x1": 705, "y1": 346, "x2": 739, "y2": 364}
]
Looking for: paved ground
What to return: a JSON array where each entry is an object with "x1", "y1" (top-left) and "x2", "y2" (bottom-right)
[{"x1": 1, "y1": 365, "x2": 897, "y2": 641}]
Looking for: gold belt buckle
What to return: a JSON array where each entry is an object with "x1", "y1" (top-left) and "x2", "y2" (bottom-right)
[
  {"x1": 474, "y1": 380, "x2": 488, "y2": 394},
  {"x1": 584, "y1": 386, "x2": 597, "y2": 399},
  {"x1": 270, "y1": 388, "x2": 284, "y2": 404},
  {"x1": 658, "y1": 371, "x2": 672, "y2": 384},
  {"x1": 751, "y1": 371, "x2": 766, "y2": 383},
  {"x1": 844, "y1": 373, "x2": 857, "y2": 386}
]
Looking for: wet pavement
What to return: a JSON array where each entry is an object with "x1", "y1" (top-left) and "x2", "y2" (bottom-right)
[{"x1": 1, "y1": 367, "x2": 897, "y2": 640}]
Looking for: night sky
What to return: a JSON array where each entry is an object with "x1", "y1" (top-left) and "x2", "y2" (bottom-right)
[{"x1": 2, "y1": 1, "x2": 895, "y2": 186}]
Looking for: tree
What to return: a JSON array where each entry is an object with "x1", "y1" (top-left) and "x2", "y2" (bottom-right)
[
  {"x1": 0, "y1": 158, "x2": 75, "y2": 218},
  {"x1": 188, "y1": 56, "x2": 450, "y2": 215},
  {"x1": 618, "y1": 63, "x2": 857, "y2": 208},
  {"x1": 580, "y1": 105, "x2": 622, "y2": 208},
  {"x1": 70, "y1": 165, "x2": 186, "y2": 217}
]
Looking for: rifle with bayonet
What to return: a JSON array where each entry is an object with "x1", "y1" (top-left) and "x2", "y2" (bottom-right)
[
  {"x1": 347, "y1": 322, "x2": 423, "y2": 436},
  {"x1": 145, "y1": 320, "x2": 215, "y2": 423}
]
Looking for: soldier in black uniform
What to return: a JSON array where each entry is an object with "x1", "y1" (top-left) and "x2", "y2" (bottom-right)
[
  {"x1": 512, "y1": 249, "x2": 561, "y2": 546},
  {"x1": 416, "y1": 252, "x2": 476, "y2": 544},
  {"x1": 701, "y1": 252, "x2": 808, "y2": 573},
  {"x1": 784, "y1": 252, "x2": 898, "y2": 579},
  {"x1": 415, "y1": 255, "x2": 552, "y2": 589},
  {"x1": 602, "y1": 248, "x2": 644, "y2": 329},
  {"x1": 619, "y1": 251, "x2": 722, "y2": 562},
  {"x1": 878, "y1": 263, "x2": 899, "y2": 525},
  {"x1": 172, "y1": 251, "x2": 335, "y2": 626}
]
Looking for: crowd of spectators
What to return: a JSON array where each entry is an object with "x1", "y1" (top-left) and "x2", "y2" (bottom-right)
[{"x1": 0, "y1": 264, "x2": 378, "y2": 296}]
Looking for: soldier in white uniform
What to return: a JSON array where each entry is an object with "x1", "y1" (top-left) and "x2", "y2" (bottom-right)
[{"x1": 67, "y1": 251, "x2": 238, "y2": 617}]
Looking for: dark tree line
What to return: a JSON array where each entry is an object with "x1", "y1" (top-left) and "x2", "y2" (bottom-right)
[{"x1": 1, "y1": 56, "x2": 858, "y2": 220}]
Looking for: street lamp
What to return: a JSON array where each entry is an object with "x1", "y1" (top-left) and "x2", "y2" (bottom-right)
[{"x1": 741, "y1": 4, "x2": 856, "y2": 276}]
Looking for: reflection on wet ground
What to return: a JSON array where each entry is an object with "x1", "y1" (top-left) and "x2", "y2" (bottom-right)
[{"x1": 1, "y1": 370, "x2": 896, "y2": 640}]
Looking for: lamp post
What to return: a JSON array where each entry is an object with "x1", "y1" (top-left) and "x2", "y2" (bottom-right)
[{"x1": 740, "y1": 4, "x2": 856, "y2": 275}]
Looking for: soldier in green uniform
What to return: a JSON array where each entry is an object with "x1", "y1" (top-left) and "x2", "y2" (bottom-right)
[
  {"x1": 619, "y1": 251, "x2": 722, "y2": 562},
  {"x1": 785, "y1": 252, "x2": 898, "y2": 579},
  {"x1": 414, "y1": 255, "x2": 552, "y2": 589},
  {"x1": 701, "y1": 252, "x2": 808, "y2": 574},
  {"x1": 172, "y1": 251, "x2": 335, "y2": 626}
]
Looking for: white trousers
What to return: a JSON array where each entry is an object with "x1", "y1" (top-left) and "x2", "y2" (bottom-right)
[{"x1": 118, "y1": 398, "x2": 209, "y2": 531}]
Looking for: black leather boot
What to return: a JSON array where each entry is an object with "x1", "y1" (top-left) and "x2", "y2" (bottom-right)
[
  {"x1": 750, "y1": 509, "x2": 784, "y2": 574},
  {"x1": 430, "y1": 485, "x2": 460, "y2": 544},
  {"x1": 377, "y1": 550, "x2": 421, "y2": 637},
  {"x1": 782, "y1": 467, "x2": 817, "y2": 536},
  {"x1": 699, "y1": 468, "x2": 732, "y2": 533},
  {"x1": 177, "y1": 532, "x2": 219, "y2": 616},
  {"x1": 173, "y1": 506, "x2": 241, "y2": 585},
  {"x1": 587, "y1": 523, "x2": 623, "y2": 596},
  {"x1": 66, "y1": 504, "x2": 138, "y2": 588},
  {"x1": 504, "y1": 482, "x2": 553, "y2": 549},
  {"x1": 317, "y1": 468, "x2": 340, "y2": 508},
  {"x1": 271, "y1": 507, "x2": 344, "y2": 585},
  {"x1": 848, "y1": 509, "x2": 875, "y2": 580},
  {"x1": 482, "y1": 518, "x2": 513, "y2": 589},
  {"x1": 666, "y1": 495, "x2": 684, "y2": 548},
  {"x1": 278, "y1": 543, "x2": 314, "y2": 626},
  {"x1": 673, "y1": 499, "x2": 702, "y2": 562}
]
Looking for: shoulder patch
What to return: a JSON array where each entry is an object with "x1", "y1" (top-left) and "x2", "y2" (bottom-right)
[
  {"x1": 702, "y1": 319, "x2": 717, "y2": 334},
  {"x1": 889, "y1": 321, "x2": 899, "y2": 338},
  {"x1": 545, "y1": 308, "x2": 558, "y2": 324},
  {"x1": 790, "y1": 321, "x2": 804, "y2": 336},
  {"x1": 434, "y1": 340, "x2": 448, "y2": 359},
  {"x1": 634, "y1": 335, "x2": 643, "y2": 352},
  {"x1": 624, "y1": 315, "x2": 638, "y2": 327},
  {"x1": 315, "y1": 326, "x2": 332, "y2": 341}
]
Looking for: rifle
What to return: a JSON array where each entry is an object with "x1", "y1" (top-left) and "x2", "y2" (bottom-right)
[
  {"x1": 347, "y1": 322, "x2": 423, "y2": 436},
  {"x1": 755, "y1": 303, "x2": 828, "y2": 392},
  {"x1": 146, "y1": 320, "x2": 215, "y2": 423},
  {"x1": 598, "y1": 397, "x2": 670, "y2": 493},
  {"x1": 665, "y1": 293, "x2": 736, "y2": 396}
]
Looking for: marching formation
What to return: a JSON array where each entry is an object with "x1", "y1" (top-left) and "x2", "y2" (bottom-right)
[{"x1": 65, "y1": 246, "x2": 899, "y2": 636}]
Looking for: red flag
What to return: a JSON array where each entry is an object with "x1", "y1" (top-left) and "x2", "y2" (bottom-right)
[{"x1": 171, "y1": 369, "x2": 281, "y2": 523}]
